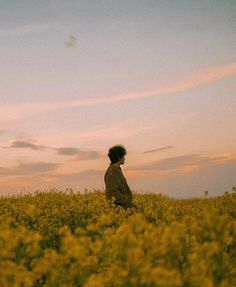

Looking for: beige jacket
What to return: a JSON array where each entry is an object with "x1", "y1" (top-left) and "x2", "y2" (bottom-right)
[{"x1": 104, "y1": 164, "x2": 133, "y2": 209}]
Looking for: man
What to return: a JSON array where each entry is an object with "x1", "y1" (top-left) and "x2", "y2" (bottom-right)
[{"x1": 104, "y1": 144, "x2": 136, "y2": 210}]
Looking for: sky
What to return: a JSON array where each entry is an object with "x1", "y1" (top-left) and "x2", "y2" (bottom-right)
[{"x1": 0, "y1": 0, "x2": 235, "y2": 197}]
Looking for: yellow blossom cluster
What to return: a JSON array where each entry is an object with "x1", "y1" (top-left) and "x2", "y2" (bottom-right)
[{"x1": 0, "y1": 190, "x2": 235, "y2": 286}]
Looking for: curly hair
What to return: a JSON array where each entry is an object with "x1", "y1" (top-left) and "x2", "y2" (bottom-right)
[{"x1": 108, "y1": 144, "x2": 127, "y2": 163}]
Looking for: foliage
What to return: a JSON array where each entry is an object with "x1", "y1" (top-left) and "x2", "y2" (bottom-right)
[{"x1": 0, "y1": 190, "x2": 235, "y2": 286}]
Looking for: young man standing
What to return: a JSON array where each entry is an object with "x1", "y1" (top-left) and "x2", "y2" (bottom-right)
[{"x1": 104, "y1": 144, "x2": 136, "y2": 210}]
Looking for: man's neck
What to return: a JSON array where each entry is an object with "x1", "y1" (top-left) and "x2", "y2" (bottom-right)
[{"x1": 112, "y1": 162, "x2": 121, "y2": 168}]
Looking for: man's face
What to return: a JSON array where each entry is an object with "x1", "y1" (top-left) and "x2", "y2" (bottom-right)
[{"x1": 119, "y1": 155, "x2": 125, "y2": 165}]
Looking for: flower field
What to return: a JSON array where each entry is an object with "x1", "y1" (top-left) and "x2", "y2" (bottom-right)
[{"x1": 0, "y1": 190, "x2": 235, "y2": 287}]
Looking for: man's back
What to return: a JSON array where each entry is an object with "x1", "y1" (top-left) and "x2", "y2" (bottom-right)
[{"x1": 104, "y1": 164, "x2": 133, "y2": 209}]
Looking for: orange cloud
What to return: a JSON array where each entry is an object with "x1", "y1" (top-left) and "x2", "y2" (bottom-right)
[
  {"x1": 127, "y1": 152, "x2": 236, "y2": 178},
  {"x1": 171, "y1": 62, "x2": 236, "y2": 92}
]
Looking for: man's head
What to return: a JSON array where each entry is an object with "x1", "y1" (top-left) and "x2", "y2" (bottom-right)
[{"x1": 108, "y1": 144, "x2": 127, "y2": 164}]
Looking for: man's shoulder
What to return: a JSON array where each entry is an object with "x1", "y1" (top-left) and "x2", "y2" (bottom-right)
[{"x1": 105, "y1": 164, "x2": 121, "y2": 176}]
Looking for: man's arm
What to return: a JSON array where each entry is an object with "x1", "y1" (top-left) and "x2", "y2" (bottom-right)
[{"x1": 105, "y1": 169, "x2": 129, "y2": 207}]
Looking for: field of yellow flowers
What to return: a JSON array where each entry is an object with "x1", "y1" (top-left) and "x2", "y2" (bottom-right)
[{"x1": 0, "y1": 190, "x2": 235, "y2": 287}]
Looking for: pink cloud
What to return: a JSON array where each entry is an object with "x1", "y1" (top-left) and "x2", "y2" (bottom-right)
[
  {"x1": 1, "y1": 61, "x2": 235, "y2": 123},
  {"x1": 127, "y1": 152, "x2": 236, "y2": 177}
]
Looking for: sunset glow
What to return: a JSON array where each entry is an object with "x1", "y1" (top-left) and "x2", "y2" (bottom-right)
[{"x1": 0, "y1": 1, "x2": 235, "y2": 197}]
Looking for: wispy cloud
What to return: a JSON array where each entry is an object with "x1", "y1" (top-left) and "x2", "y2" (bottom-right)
[
  {"x1": 0, "y1": 23, "x2": 55, "y2": 37},
  {"x1": 0, "y1": 62, "x2": 235, "y2": 123},
  {"x1": 0, "y1": 162, "x2": 59, "y2": 177},
  {"x1": 55, "y1": 147, "x2": 104, "y2": 161},
  {"x1": 56, "y1": 147, "x2": 80, "y2": 156},
  {"x1": 143, "y1": 145, "x2": 174, "y2": 154},
  {"x1": 8, "y1": 140, "x2": 46, "y2": 151},
  {"x1": 129, "y1": 153, "x2": 235, "y2": 177},
  {"x1": 70, "y1": 151, "x2": 104, "y2": 161},
  {"x1": 38, "y1": 122, "x2": 154, "y2": 146},
  {"x1": 162, "y1": 62, "x2": 236, "y2": 95},
  {"x1": 4, "y1": 139, "x2": 104, "y2": 161},
  {"x1": 0, "y1": 22, "x2": 79, "y2": 38},
  {"x1": 15, "y1": 162, "x2": 59, "y2": 175}
]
